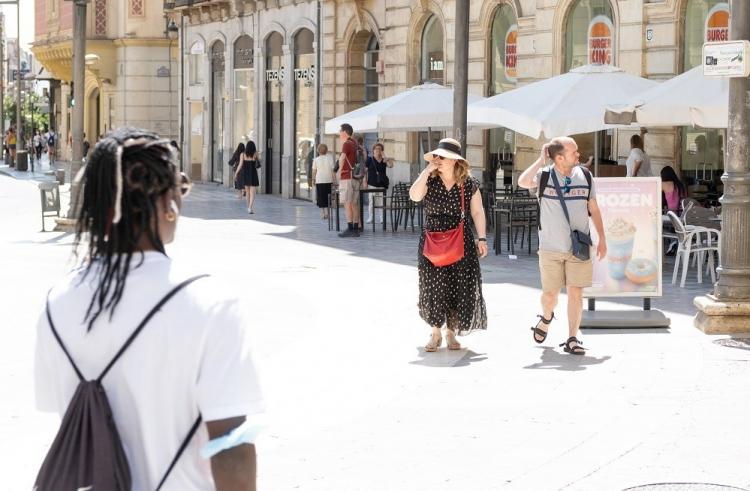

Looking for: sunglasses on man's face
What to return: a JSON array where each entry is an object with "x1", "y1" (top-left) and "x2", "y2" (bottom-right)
[{"x1": 179, "y1": 172, "x2": 192, "y2": 197}]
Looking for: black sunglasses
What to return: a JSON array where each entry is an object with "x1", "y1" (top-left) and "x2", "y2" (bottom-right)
[
  {"x1": 432, "y1": 154, "x2": 446, "y2": 161},
  {"x1": 179, "y1": 172, "x2": 192, "y2": 197}
]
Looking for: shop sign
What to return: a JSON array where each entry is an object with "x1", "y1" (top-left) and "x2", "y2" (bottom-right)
[
  {"x1": 266, "y1": 67, "x2": 286, "y2": 82},
  {"x1": 504, "y1": 24, "x2": 518, "y2": 82},
  {"x1": 703, "y1": 40, "x2": 750, "y2": 78},
  {"x1": 705, "y1": 3, "x2": 729, "y2": 43},
  {"x1": 588, "y1": 15, "x2": 614, "y2": 65},
  {"x1": 429, "y1": 53, "x2": 444, "y2": 75},
  {"x1": 294, "y1": 65, "x2": 316, "y2": 84},
  {"x1": 585, "y1": 178, "x2": 663, "y2": 298},
  {"x1": 234, "y1": 36, "x2": 254, "y2": 69}
]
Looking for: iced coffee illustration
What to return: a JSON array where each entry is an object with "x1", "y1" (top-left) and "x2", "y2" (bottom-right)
[{"x1": 607, "y1": 217, "x2": 636, "y2": 280}]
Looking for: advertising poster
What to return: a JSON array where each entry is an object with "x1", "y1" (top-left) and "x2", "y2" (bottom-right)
[
  {"x1": 585, "y1": 178, "x2": 662, "y2": 298},
  {"x1": 504, "y1": 25, "x2": 518, "y2": 82},
  {"x1": 588, "y1": 15, "x2": 614, "y2": 65},
  {"x1": 705, "y1": 3, "x2": 729, "y2": 42}
]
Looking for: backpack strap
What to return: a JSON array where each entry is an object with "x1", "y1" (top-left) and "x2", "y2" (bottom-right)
[
  {"x1": 97, "y1": 274, "x2": 209, "y2": 382},
  {"x1": 155, "y1": 414, "x2": 203, "y2": 491},
  {"x1": 537, "y1": 168, "x2": 551, "y2": 231},
  {"x1": 581, "y1": 166, "x2": 593, "y2": 199},
  {"x1": 46, "y1": 295, "x2": 85, "y2": 382}
]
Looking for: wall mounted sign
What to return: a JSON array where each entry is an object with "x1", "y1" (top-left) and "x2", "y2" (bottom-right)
[
  {"x1": 705, "y1": 3, "x2": 729, "y2": 43},
  {"x1": 294, "y1": 66, "x2": 316, "y2": 83},
  {"x1": 266, "y1": 68, "x2": 286, "y2": 82},
  {"x1": 504, "y1": 24, "x2": 518, "y2": 82},
  {"x1": 588, "y1": 15, "x2": 614, "y2": 65}
]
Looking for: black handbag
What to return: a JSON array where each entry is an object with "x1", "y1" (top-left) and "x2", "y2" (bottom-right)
[
  {"x1": 371, "y1": 159, "x2": 389, "y2": 188},
  {"x1": 550, "y1": 171, "x2": 592, "y2": 261}
]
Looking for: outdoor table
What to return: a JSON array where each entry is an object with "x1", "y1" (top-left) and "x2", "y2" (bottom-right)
[{"x1": 359, "y1": 187, "x2": 388, "y2": 232}]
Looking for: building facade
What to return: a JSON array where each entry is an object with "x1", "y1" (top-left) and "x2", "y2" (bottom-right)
[
  {"x1": 32, "y1": 0, "x2": 179, "y2": 160},
  {"x1": 179, "y1": 0, "x2": 728, "y2": 197}
]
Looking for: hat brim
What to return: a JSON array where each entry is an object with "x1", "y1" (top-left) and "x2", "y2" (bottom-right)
[{"x1": 423, "y1": 148, "x2": 466, "y2": 162}]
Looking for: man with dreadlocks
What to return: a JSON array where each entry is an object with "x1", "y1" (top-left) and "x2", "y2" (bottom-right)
[{"x1": 34, "y1": 127, "x2": 264, "y2": 490}]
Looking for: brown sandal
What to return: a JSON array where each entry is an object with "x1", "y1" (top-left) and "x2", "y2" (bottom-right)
[
  {"x1": 531, "y1": 313, "x2": 554, "y2": 344},
  {"x1": 425, "y1": 335, "x2": 442, "y2": 352}
]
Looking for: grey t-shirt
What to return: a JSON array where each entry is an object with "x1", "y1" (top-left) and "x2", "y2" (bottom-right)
[{"x1": 535, "y1": 165, "x2": 596, "y2": 253}]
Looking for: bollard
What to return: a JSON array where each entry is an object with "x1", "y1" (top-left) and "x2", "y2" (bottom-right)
[
  {"x1": 55, "y1": 169, "x2": 66, "y2": 186},
  {"x1": 16, "y1": 150, "x2": 29, "y2": 172}
]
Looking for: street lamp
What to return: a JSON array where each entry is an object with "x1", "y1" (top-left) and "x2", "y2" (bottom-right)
[
  {"x1": 166, "y1": 17, "x2": 178, "y2": 147},
  {"x1": 0, "y1": 0, "x2": 23, "y2": 166}
]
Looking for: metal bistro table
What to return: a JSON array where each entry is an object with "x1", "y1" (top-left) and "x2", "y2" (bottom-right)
[{"x1": 359, "y1": 187, "x2": 388, "y2": 232}]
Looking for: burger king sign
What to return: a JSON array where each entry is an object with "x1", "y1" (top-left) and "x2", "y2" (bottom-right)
[
  {"x1": 705, "y1": 3, "x2": 729, "y2": 43},
  {"x1": 588, "y1": 15, "x2": 614, "y2": 65}
]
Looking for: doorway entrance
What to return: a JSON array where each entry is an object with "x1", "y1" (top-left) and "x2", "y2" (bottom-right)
[{"x1": 210, "y1": 41, "x2": 225, "y2": 183}]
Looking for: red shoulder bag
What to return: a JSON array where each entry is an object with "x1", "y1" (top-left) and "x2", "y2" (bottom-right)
[{"x1": 423, "y1": 184, "x2": 465, "y2": 267}]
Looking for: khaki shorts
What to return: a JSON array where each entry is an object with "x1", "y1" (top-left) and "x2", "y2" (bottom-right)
[
  {"x1": 538, "y1": 250, "x2": 593, "y2": 292},
  {"x1": 340, "y1": 178, "x2": 361, "y2": 205}
]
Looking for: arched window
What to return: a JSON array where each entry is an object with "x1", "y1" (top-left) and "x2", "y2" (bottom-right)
[
  {"x1": 420, "y1": 15, "x2": 444, "y2": 84},
  {"x1": 365, "y1": 35, "x2": 380, "y2": 104},
  {"x1": 564, "y1": 0, "x2": 615, "y2": 71},
  {"x1": 233, "y1": 35, "x2": 255, "y2": 146},
  {"x1": 489, "y1": 4, "x2": 518, "y2": 189},
  {"x1": 189, "y1": 40, "x2": 205, "y2": 85},
  {"x1": 680, "y1": 1, "x2": 728, "y2": 183},
  {"x1": 293, "y1": 28, "x2": 316, "y2": 200}
]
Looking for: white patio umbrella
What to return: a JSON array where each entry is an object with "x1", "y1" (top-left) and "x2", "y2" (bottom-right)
[
  {"x1": 324, "y1": 83, "x2": 485, "y2": 144},
  {"x1": 604, "y1": 66, "x2": 729, "y2": 128}
]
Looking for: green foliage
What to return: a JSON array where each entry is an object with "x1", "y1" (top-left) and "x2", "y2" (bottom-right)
[{"x1": 4, "y1": 92, "x2": 50, "y2": 138}]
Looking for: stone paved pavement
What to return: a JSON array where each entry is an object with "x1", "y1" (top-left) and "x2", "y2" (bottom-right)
[{"x1": 1, "y1": 176, "x2": 748, "y2": 491}]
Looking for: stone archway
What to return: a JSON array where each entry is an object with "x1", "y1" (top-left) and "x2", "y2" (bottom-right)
[{"x1": 346, "y1": 30, "x2": 379, "y2": 113}]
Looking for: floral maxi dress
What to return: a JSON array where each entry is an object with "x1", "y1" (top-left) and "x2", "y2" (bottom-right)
[{"x1": 417, "y1": 176, "x2": 487, "y2": 335}]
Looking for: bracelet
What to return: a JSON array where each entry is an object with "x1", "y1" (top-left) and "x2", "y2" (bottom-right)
[{"x1": 476, "y1": 238, "x2": 487, "y2": 242}]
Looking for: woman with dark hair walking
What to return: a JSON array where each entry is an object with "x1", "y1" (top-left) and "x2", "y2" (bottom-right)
[
  {"x1": 409, "y1": 138, "x2": 489, "y2": 352},
  {"x1": 235, "y1": 140, "x2": 260, "y2": 214},
  {"x1": 34, "y1": 127, "x2": 264, "y2": 489},
  {"x1": 230, "y1": 142, "x2": 246, "y2": 199}
]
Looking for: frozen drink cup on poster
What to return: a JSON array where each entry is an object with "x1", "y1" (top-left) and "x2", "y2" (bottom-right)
[{"x1": 607, "y1": 217, "x2": 636, "y2": 280}]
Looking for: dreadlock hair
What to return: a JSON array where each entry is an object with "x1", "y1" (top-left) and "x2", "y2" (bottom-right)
[{"x1": 73, "y1": 127, "x2": 179, "y2": 331}]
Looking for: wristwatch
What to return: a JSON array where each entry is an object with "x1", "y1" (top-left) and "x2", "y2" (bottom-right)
[{"x1": 476, "y1": 238, "x2": 487, "y2": 242}]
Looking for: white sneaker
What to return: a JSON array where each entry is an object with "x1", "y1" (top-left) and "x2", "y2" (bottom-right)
[
  {"x1": 365, "y1": 218, "x2": 373, "y2": 224},
  {"x1": 247, "y1": 207, "x2": 252, "y2": 214}
]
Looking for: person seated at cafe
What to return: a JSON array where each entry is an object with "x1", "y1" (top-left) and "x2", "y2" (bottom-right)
[{"x1": 660, "y1": 166, "x2": 687, "y2": 214}]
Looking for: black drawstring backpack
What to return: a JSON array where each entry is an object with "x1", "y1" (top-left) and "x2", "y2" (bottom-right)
[{"x1": 35, "y1": 275, "x2": 207, "y2": 491}]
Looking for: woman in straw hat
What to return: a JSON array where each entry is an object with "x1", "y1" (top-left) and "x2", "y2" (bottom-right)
[{"x1": 409, "y1": 138, "x2": 488, "y2": 352}]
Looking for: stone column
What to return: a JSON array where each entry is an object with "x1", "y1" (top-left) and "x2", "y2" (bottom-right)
[
  {"x1": 694, "y1": 0, "x2": 750, "y2": 334},
  {"x1": 282, "y1": 43, "x2": 294, "y2": 199}
]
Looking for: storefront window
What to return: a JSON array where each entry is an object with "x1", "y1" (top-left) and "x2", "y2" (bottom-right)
[
  {"x1": 421, "y1": 15, "x2": 444, "y2": 84},
  {"x1": 293, "y1": 28, "x2": 316, "y2": 200},
  {"x1": 681, "y1": 1, "x2": 728, "y2": 184},
  {"x1": 489, "y1": 4, "x2": 517, "y2": 189},
  {"x1": 564, "y1": 0, "x2": 615, "y2": 71},
  {"x1": 265, "y1": 32, "x2": 284, "y2": 194},
  {"x1": 189, "y1": 41, "x2": 205, "y2": 85},
  {"x1": 233, "y1": 35, "x2": 255, "y2": 148},
  {"x1": 210, "y1": 41, "x2": 225, "y2": 183}
]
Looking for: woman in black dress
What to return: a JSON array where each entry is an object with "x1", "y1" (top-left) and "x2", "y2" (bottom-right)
[
  {"x1": 409, "y1": 138, "x2": 488, "y2": 352},
  {"x1": 235, "y1": 140, "x2": 260, "y2": 214},
  {"x1": 230, "y1": 142, "x2": 245, "y2": 198}
]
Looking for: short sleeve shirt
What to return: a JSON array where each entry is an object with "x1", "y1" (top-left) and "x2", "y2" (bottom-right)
[
  {"x1": 626, "y1": 148, "x2": 652, "y2": 177},
  {"x1": 34, "y1": 252, "x2": 264, "y2": 490},
  {"x1": 340, "y1": 138, "x2": 357, "y2": 180},
  {"x1": 535, "y1": 165, "x2": 596, "y2": 253},
  {"x1": 312, "y1": 154, "x2": 335, "y2": 184}
]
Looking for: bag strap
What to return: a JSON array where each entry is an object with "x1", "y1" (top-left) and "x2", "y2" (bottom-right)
[
  {"x1": 155, "y1": 414, "x2": 203, "y2": 491},
  {"x1": 97, "y1": 274, "x2": 209, "y2": 382},
  {"x1": 46, "y1": 296, "x2": 85, "y2": 382},
  {"x1": 549, "y1": 170, "x2": 574, "y2": 233},
  {"x1": 459, "y1": 183, "x2": 466, "y2": 220}
]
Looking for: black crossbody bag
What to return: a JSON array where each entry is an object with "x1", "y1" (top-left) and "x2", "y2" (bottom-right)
[{"x1": 550, "y1": 171, "x2": 592, "y2": 261}]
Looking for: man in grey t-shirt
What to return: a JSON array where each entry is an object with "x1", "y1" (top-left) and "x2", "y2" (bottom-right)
[{"x1": 518, "y1": 137, "x2": 607, "y2": 355}]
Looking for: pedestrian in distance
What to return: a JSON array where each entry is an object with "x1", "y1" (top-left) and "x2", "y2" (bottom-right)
[
  {"x1": 7, "y1": 127, "x2": 17, "y2": 163},
  {"x1": 626, "y1": 129, "x2": 652, "y2": 177},
  {"x1": 34, "y1": 130, "x2": 44, "y2": 163},
  {"x1": 518, "y1": 137, "x2": 607, "y2": 355},
  {"x1": 235, "y1": 140, "x2": 261, "y2": 214},
  {"x1": 410, "y1": 138, "x2": 488, "y2": 352},
  {"x1": 34, "y1": 127, "x2": 264, "y2": 490},
  {"x1": 312, "y1": 143, "x2": 335, "y2": 220},
  {"x1": 336, "y1": 123, "x2": 362, "y2": 237},
  {"x1": 363, "y1": 142, "x2": 394, "y2": 224},
  {"x1": 230, "y1": 142, "x2": 246, "y2": 199},
  {"x1": 46, "y1": 128, "x2": 56, "y2": 165}
]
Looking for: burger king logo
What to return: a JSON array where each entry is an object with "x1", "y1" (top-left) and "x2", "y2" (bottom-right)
[
  {"x1": 705, "y1": 3, "x2": 729, "y2": 43},
  {"x1": 588, "y1": 15, "x2": 614, "y2": 65},
  {"x1": 504, "y1": 24, "x2": 518, "y2": 82}
]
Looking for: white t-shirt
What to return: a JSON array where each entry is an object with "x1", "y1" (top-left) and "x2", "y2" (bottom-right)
[
  {"x1": 35, "y1": 252, "x2": 264, "y2": 491},
  {"x1": 312, "y1": 154, "x2": 335, "y2": 184},
  {"x1": 626, "y1": 148, "x2": 652, "y2": 177}
]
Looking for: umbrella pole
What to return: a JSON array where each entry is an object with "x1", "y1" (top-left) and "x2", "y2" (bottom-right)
[{"x1": 594, "y1": 131, "x2": 600, "y2": 177}]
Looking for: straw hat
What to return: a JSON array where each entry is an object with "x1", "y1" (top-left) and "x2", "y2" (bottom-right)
[{"x1": 423, "y1": 138, "x2": 466, "y2": 163}]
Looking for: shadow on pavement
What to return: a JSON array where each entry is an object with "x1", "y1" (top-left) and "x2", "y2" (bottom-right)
[
  {"x1": 409, "y1": 349, "x2": 488, "y2": 368},
  {"x1": 180, "y1": 184, "x2": 715, "y2": 318},
  {"x1": 524, "y1": 347, "x2": 611, "y2": 371},
  {"x1": 581, "y1": 328, "x2": 672, "y2": 335}
]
